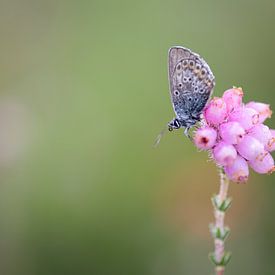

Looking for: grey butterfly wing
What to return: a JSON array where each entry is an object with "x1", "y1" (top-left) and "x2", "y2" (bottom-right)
[
  {"x1": 168, "y1": 46, "x2": 215, "y2": 122},
  {"x1": 168, "y1": 47, "x2": 192, "y2": 89}
]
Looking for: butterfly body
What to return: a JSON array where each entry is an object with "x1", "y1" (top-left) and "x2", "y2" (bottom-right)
[{"x1": 168, "y1": 46, "x2": 215, "y2": 135}]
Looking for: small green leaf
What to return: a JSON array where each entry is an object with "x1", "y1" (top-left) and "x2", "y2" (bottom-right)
[
  {"x1": 209, "y1": 252, "x2": 219, "y2": 266},
  {"x1": 209, "y1": 252, "x2": 232, "y2": 267},
  {"x1": 222, "y1": 227, "x2": 230, "y2": 241},
  {"x1": 216, "y1": 227, "x2": 221, "y2": 239},
  {"x1": 211, "y1": 195, "x2": 232, "y2": 212},
  {"x1": 211, "y1": 194, "x2": 219, "y2": 209},
  {"x1": 209, "y1": 225, "x2": 230, "y2": 241},
  {"x1": 219, "y1": 197, "x2": 232, "y2": 212},
  {"x1": 221, "y1": 252, "x2": 232, "y2": 266}
]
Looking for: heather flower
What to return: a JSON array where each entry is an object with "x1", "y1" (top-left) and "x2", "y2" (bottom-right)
[
  {"x1": 228, "y1": 107, "x2": 259, "y2": 130},
  {"x1": 266, "y1": 138, "x2": 275, "y2": 152},
  {"x1": 224, "y1": 155, "x2": 249, "y2": 183},
  {"x1": 235, "y1": 135, "x2": 265, "y2": 161},
  {"x1": 266, "y1": 129, "x2": 275, "y2": 152},
  {"x1": 220, "y1": 121, "x2": 245, "y2": 144},
  {"x1": 249, "y1": 153, "x2": 275, "y2": 174},
  {"x1": 202, "y1": 87, "x2": 273, "y2": 274},
  {"x1": 193, "y1": 87, "x2": 274, "y2": 183},
  {"x1": 193, "y1": 126, "x2": 217, "y2": 150},
  {"x1": 246, "y1": 101, "x2": 272, "y2": 123},
  {"x1": 222, "y1": 87, "x2": 243, "y2": 112},
  {"x1": 204, "y1": 97, "x2": 227, "y2": 126},
  {"x1": 213, "y1": 142, "x2": 237, "y2": 166},
  {"x1": 248, "y1": 124, "x2": 271, "y2": 146}
]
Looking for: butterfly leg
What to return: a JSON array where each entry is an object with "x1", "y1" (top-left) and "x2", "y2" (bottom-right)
[{"x1": 184, "y1": 127, "x2": 192, "y2": 140}]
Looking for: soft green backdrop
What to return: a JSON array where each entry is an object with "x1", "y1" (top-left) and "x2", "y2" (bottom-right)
[{"x1": 0, "y1": 0, "x2": 274, "y2": 274}]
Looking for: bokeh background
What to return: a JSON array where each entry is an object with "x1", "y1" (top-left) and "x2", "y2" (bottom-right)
[{"x1": 0, "y1": 0, "x2": 275, "y2": 274}]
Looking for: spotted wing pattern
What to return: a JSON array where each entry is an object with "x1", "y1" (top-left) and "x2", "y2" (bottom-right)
[{"x1": 168, "y1": 46, "x2": 215, "y2": 124}]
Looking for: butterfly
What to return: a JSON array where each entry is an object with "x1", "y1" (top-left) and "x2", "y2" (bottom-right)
[{"x1": 155, "y1": 46, "x2": 215, "y2": 146}]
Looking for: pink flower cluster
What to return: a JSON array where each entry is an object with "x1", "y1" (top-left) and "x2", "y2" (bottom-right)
[{"x1": 193, "y1": 88, "x2": 275, "y2": 183}]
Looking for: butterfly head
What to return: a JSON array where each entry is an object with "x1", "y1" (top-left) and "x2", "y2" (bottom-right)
[
  {"x1": 168, "y1": 117, "x2": 199, "y2": 139},
  {"x1": 168, "y1": 118, "x2": 181, "y2": 131}
]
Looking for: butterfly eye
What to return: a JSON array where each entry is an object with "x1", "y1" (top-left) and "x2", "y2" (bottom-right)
[
  {"x1": 173, "y1": 119, "x2": 181, "y2": 128},
  {"x1": 174, "y1": 90, "x2": 180, "y2": 96}
]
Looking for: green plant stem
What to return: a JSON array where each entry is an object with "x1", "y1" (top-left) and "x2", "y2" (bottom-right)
[{"x1": 214, "y1": 169, "x2": 230, "y2": 275}]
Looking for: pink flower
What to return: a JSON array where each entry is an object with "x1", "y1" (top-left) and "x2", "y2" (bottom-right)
[
  {"x1": 266, "y1": 129, "x2": 275, "y2": 152},
  {"x1": 235, "y1": 135, "x2": 265, "y2": 161},
  {"x1": 222, "y1": 87, "x2": 243, "y2": 112},
  {"x1": 213, "y1": 142, "x2": 237, "y2": 166},
  {"x1": 228, "y1": 107, "x2": 259, "y2": 130},
  {"x1": 248, "y1": 124, "x2": 271, "y2": 146},
  {"x1": 249, "y1": 153, "x2": 275, "y2": 174},
  {"x1": 246, "y1": 101, "x2": 272, "y2": 123},
  {"x1": 204, "y1": 97, "x2": 227, "y2": 126},
  {"x1": 224, "y1": 155, "x2": 249, "y2": 183},
  {"x1": 193, "y1": 127, "x2": 217, "y2": 150},
  {"x1": 219, "y1": 121, "x2": 245, "y2": 144},
  {"x1": 192, "y1": 88, "x2": 274, "y2": 183}
]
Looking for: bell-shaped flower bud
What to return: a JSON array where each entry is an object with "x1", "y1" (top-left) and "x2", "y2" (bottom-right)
[{"x1": 193, "y1": 126, "x2": 217, "y2": 150}]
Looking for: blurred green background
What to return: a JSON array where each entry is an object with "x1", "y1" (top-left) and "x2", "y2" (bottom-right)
[{"x1": 0, "y1": 0, "x2": 275, "y2": 274}]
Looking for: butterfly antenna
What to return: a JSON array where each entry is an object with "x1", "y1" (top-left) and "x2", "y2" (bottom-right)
[{"x1": 153, "y1": 126, "x2": 169, "y2": 148}]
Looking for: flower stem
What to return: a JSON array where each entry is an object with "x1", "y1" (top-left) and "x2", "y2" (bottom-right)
[{"x1": 210, "y1": 168, "x2": 231, "y2": 274}]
